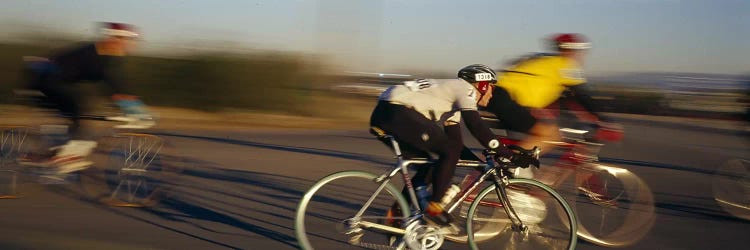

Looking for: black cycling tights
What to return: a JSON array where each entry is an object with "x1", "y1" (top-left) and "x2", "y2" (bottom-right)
[
  {"x1": 28, "y1": 71, "x2": 83, "y2": 138},
  {"x1": 370, "y1": 102, "x2": 463, "y2": 203}
]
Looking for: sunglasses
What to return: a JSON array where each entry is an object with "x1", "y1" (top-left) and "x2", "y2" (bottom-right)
[{"x1": 477, "y1": 81, "x2": 492, "y2": 95}]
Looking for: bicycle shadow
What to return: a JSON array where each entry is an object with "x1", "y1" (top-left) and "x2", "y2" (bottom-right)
[
  {"x1": 154, "y1": 132, "x2": 394, "y2": 167},
  {"x1": 45, "y1": 158, "x2": 316, "y2": 250},
  {"x1": 175, "y1": 132, "x2": 750, "y2": 220},
  {"x1": 147, "y1": 162, "x2": 309, "y2": 249},
  {"x1": 36, "y1": 130, "x2": 410, "y2": 249},
  {"x1": 133, "y1": 157, "x2": 391, "y2": 249}
]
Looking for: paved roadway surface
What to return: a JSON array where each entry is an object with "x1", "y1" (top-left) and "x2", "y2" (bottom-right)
[{"x1": 1, "y1": 117, "x2": 748, "y2": 250}]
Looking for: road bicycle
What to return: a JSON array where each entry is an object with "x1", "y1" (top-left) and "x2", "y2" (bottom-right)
[
  {"x1": 295, "y1": 128, "x2": 578, "y2": 250},
  {"x1": 0, "y1": 89, "x2": 182, "y2": 207},
  {"x1": 481, "y1": 113, "x2": 656, "y2": 247}
]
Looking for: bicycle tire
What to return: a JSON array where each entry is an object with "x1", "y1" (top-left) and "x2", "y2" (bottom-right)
[
  {"x1": 560, "y1": 163, "x2": 655, "y2": 247},
  {"x1": 295, "y1": 171, "x2": 411, "y2": 250},
  {"x1": 467, "y1": 178, "x2": 577, "y2": 250}
]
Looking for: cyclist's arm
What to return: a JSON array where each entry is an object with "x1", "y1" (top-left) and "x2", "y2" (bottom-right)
[
  {"x1": 453, "y1": 81, "x2": 501, "y2": 149},
  {"x1": 444, "y1": 122, "x2": 484, "y2": 161},
  {"x1": 103, "y1": 58, "x2": 128, "y2": 99},
  {"x1": 461, "y1": 110, "x2": 500, "y2": 149},
  {"x1": 105, "y1": 60, "x2": 149, "y2": 115},
  {"x1": 567, "y1": 84, "x2": 610, "y2": 122}
]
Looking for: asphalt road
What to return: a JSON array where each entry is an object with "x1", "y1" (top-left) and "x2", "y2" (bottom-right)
[{"x1": 0, "y1": 117, "x2": 748, "y2": 250}]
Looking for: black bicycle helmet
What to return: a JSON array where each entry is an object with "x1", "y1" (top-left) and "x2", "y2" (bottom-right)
[{"x1": 457, "y1": 64, "x2": 497, "y2": 83}]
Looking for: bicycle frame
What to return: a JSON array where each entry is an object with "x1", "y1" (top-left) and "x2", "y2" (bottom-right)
[
  {"x1": 1, "y1": 92, "x2": 171, "y2": 206},
  {"x1": 496, "y1": 127, "x2": 607, "y2": 185},
  {"x1": 355, "y1": 135, "x2": 531, "y2": 236}
]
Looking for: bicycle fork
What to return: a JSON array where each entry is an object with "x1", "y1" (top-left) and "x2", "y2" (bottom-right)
[{"x1": 493, "y1": 172, "x2": 531, "y2": 235}]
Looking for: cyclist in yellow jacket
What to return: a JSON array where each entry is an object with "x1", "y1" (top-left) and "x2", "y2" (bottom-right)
[{"x1": 478, "y1": 33, "x2": 620, "y2": 158}]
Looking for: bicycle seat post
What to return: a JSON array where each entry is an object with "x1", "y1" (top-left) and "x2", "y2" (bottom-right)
[
  {"x1": 384, "y1": 135, "x2": 428, "y2": 213},
  {"x1": 388, "y1": 136, "x2": 403, "y2": 159}
]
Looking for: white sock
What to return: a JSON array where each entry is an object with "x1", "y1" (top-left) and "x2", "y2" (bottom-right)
[{"x1": 55, "y1": 140, "x2": 98, "y2": 158}]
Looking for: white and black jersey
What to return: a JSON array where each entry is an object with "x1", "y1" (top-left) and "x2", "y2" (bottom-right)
[{"x1": 378, "y1": 78, "x2": 478, "y2": 125}]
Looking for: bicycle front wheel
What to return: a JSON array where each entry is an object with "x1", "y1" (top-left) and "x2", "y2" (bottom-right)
[
  {"x1": 562, "y1": 163, "x2": 655, "y2": 247},
  {"x1": 295, "y1": 171, "x2": 411, "y2": 250},
  {"x1": 0, "y1": 126, "x2": 32, "y2": 198},
  {"x1": 467, "y1": 178, "x2": 577, "y2": 250},
  {"x1": 83, "y1": 133, "x2": 182, "y2": 207}
]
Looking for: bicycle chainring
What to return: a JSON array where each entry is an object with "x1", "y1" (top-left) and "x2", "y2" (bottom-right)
[{"x1": 403, "y1": 221, "x2": 444, "y2": 250}]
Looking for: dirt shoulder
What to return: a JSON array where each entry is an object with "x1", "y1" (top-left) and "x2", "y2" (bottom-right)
[
  {"x1": 2, "y1": 105, "x2": 745, "y2": 133},
  {"x1": 151, "y1": 107, "x2": 369, "y2": 131}
]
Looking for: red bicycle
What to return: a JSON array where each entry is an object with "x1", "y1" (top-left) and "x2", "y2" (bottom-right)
[{"x1": 469, "y1": 113, "x2": 656, "y2": 247}]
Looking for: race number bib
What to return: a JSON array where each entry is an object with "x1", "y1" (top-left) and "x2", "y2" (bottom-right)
[
  {"x1": 475, "y1": 73, "x2": 494, "y2": 81},
  {"x1": 404, "y1": 79, "x2": 433, "y2": 91}
]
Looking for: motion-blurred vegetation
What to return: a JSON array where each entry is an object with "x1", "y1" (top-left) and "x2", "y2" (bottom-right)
[
  {"x1": 1, "y1": 38, "x2": 745, "y2": 122},
  {"x1": 0, "y1": 39, "x2": 371, "y2": 120}
]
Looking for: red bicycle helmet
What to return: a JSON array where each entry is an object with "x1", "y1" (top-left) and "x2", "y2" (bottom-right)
[
  {"x1": 551, "y1": 33, "x2": 591, "y2": 51},
  {"x1": 100, "y1": 22, "x2": 139, "y2": 38}
]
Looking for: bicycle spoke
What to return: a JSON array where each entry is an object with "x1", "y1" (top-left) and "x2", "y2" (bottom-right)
[
  {"x1": 568, "y1": 163, "x2": 655, "y2": 247},
  {"x1": 468, "y1": 178, "x2": 576, "y2": 250},
  {"x1": 295, "y1": 171, "x2": 410, "y2": 250},
  {"x1": 103, "y1": 134, "x2": 171, "y2": 207}
]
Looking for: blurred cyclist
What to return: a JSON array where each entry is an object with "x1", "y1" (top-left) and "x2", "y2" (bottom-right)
[
  {"x1": 20, "y1": 22, "x2": 151, "y2": 174},
  {"x1": 371, "y1": 64, "x2": 536, "y2": 229},
  {"x1": 481, "y1": 34, "x2": 621, "y2": 157}
]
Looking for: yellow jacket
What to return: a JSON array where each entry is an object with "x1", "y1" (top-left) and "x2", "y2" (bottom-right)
[{"x1": 496, "y1": 54, "x2": 585, "y2": 108}]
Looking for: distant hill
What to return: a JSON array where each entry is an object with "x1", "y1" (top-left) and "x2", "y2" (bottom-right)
[{"x1": 588, "y1": 72, "x2": 749, "y2": 91}]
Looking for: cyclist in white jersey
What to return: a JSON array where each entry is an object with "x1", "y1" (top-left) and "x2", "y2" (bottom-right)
[{"x1": 370, "y1": 64, "x2": 533, "y2": 227}]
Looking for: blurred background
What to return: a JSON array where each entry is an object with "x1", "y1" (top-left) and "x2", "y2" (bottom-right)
[
  {"x1": 1, "y1": 2, "x2": 749, "y2": 250},
  {"x1": 0, "y1": 0, "x2": 748, "y2": 124}
]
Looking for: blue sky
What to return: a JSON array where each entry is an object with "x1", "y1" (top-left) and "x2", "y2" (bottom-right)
[{"x1": 1, "y1": 0, "x2": 748, "y2": 75}]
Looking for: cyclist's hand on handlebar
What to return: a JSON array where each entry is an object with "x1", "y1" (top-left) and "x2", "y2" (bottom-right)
[
  {"x1": 484, "y1": 145, "x2": 514, "y2": 164},
  {"x1": 506, "y1": 145, "x2": 541, "y2": 168},
  {"x1": 485, "y1": 145, "x2": 540, "y2": 168},
  {"x1": 594, "y1": 121, "x2": 624, "y2": 142},
  {"x1": 113, "y1": 95, "x2": 150, "y2": 116}
]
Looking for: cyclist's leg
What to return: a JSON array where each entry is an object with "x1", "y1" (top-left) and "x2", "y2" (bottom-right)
[
  {"x1": 485, "y1": 87, "x2": 561, "y2": 180},
  {"x1": 486, "y1": 87, "x2": 560, "y2": 155},
  {"x1": 34, "y1": 81, "x2": 96, "y2": 173},
  {"x1": 32, "y1": 74, "x2": 83, "y2": 135},
  {"x1": 371, "y1": 102, "x2": 457, "y2": 201},
  {"x1": 524, "y1": 122, "x2": 561, "y2": 155},
  {"x1": 371, "y1": 103, "x2": 463, "y2": 229},
  {"x1": 430, "y1": 123, "x2": 463, "y2": 202},
  {"x1": 373, "y1": 134, "x2": 433, "y2": 214}
]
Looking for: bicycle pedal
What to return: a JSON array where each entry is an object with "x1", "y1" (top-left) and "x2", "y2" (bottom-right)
[
  {"x1": 387, "y1": 235, "x2": 398, "y2": 247},
  {"x1": 347, "y1": 231, "x2": 364, "y2": 245},
  {"x1": 578, "y1": 186, "x2": 619, "y2": 208}
]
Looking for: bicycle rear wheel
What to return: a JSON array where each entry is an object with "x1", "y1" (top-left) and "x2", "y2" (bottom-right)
[
  {"x1": 467, "y1": 178, "x2": 577, "y2": 250},
  {"x1": 295, "y1": 171, "x2": 410, "y2": 250},
  {"x1": 0, "y1": 126, "x2": 30, "y2": 198},
  {"x1": 713, "y1": 159, "x2": 750, "y2": 221},
  {"x1": 560, "y1": 163, "x2": 655, "y2": 247}
]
